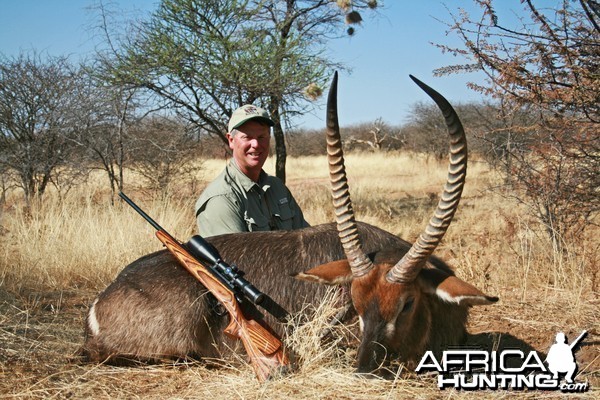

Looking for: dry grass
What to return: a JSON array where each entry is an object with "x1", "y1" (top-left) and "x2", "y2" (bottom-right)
[{"x1": 1, "y1": 152, "x2": 598, "y2": 398}]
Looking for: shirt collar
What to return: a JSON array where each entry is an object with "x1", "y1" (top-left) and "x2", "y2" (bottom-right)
[{"x1": 228, "y1": 159, "x2": 269, "y2": 193}]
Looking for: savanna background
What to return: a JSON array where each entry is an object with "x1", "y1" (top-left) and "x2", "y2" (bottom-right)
[
  {"x1": 1, "y1": 0, "x2": 598, "y2": 398},
  {"x1": 0, "y1": 154, "x2": 598, "y2": 398}
]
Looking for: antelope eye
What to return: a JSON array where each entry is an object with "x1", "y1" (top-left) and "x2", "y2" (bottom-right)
[{"x1": 401, "y1": 298, "x2": 414, "y2": 313}]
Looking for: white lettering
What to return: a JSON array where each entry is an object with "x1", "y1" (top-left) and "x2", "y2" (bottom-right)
[
  {"x1": 415, "y1": 351, "x2": 442, "y2": 372},
  {"x1": 490, "y1": 350, "x2": 497, "y2": 373},
  {"x1": 465, "y1": 350, "x2": 489, "y2": 372},
  {"x1": 496, "y1": 374, "x2": 516, "y2": 388},
  {"x1": 560, "y1": 382, "x2": 589, "y2": 392},
  {"x1": 515, "y1": 374, "x2": 534, "y2": 388},
  {"x1": 479, "y1": 373, "x2": 497, "y2": 389},
  {"x1": 460, "y1": 374, "x2": 479, "y2": 389},
  {"x1": 522, "y1": 351, "x2": 546, "y2": 371},
  {"x1": 500, "y1": 349, "x2": 524, "y2": 373},
  {"x1": 536, "y1": 374, "x2": 558, "y2": 389},
  {"x1": 417, "y1": 348, "x2": 588, "y2": 392},
  {"x1": 437, "y1": 373, "x2": 460, "y2": 388},
  {"x1": 443, "y1": 350, "x2": 467, "y2": 370}
]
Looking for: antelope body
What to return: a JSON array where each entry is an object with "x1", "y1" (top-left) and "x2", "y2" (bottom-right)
[
  {"x1": 82, "y1": 74, "x2": 498, "y2": 374},
  {"x1": 84, "y1": 223, "x2": 409, "y2": 362}
]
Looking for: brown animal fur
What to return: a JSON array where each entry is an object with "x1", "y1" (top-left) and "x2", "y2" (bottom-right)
[
  {"x1": 82, "y1": 222, "x2": 417, "y2": 363},
  {"x1": 82, "y1": 221, "x2": 494, "y2": 373}
]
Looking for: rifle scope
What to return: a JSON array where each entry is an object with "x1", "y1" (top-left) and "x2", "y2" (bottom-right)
[{"x1": 187, "y1": 235, "x2": 265, "y2": 305}]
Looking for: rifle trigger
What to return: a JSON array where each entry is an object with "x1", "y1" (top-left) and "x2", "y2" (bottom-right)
[{"x1": 207, "y1": 293, "x2": 227, "y2": 317}]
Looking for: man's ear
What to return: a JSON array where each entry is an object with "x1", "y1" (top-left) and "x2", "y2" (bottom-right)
[
  {"x1": 293, "y1": 259, "x2": 353, "y2": 285},
  {"x1": 226, "y1": 132, "x2": 235, "y2": 150},
  {"x1": 418, "y1": 268, "x2": 499, "y2": 306}
]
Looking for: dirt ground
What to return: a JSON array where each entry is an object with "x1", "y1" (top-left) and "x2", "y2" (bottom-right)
[{"x1": 0, "y1": 285, "x2": 597, "y2": 399}]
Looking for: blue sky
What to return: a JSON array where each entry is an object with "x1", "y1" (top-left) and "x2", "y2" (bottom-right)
[{"x1": 0, "y1": 1, "x2": 518, "y2": 129}]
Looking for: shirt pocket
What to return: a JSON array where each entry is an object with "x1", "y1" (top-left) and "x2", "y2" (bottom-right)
[
  {"x1": 244, "y1": 212, "x2": 270, "y2": 232},
  {"x1": 272, "y1": 199, "x2": 295, "y2": 230}
]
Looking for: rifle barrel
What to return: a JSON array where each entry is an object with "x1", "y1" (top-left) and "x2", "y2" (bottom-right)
[
  {"x1": 119, "y1": 192, "x2": 164, "y2": 232},
  {"x1": 570, "y1": 330, "x2": 587, "y2": 349}
]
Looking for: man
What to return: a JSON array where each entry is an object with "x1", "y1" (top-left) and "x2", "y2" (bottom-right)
[
  {"x1": 546, "y1": 332, "x2": 578, "y2": 383},
  {"x1": 195, "y1": 104, "x2": 309, "y2": 237}
]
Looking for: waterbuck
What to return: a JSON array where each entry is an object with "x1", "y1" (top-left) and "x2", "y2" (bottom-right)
[{"x1": 82, "y1": 73, "x2": 498, "y2": 375}]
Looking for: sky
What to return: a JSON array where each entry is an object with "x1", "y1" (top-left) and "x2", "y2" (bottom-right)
[{"x1": 0, "y1": 1, "x2": 517, "y2": 129}]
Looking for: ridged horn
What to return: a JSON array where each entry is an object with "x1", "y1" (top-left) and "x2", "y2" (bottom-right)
[
  {"x1": 326, "y1": 72, "x2": 374, "y2": 277},
  {"x1": 387, "y1": 75, "x2": 468, "y2": 284}
]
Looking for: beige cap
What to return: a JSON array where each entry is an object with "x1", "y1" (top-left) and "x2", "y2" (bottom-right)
[{"x1": 228, "y1": 105, "x2": 275, "y2": 133}]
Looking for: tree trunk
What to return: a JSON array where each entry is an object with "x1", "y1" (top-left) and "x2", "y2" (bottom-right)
[{"x1": 269, "y1": 100, "x2": 287, "y2": 183}]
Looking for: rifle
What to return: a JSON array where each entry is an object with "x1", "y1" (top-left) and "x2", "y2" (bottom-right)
[
  {"x1": 119, "y1": 192, "x2": 289, "y2": 382},
  {"x1": 570, "y1": 330, "x2": 587, "y2": 350}
]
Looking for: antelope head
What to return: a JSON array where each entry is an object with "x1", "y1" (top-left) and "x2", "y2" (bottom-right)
[{"x1": 296, "y1": 72, "x2": 498, "y2": 375}]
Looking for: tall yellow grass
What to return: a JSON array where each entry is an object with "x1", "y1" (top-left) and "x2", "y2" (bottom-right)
[
  {"x1": 0, "y1": 152, "x2": 597, "y2": 399},
  {"x1": 1, "y1": 152, "x2": 596, "y2": 301}
]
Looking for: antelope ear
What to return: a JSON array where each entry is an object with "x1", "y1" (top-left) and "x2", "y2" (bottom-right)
[
  {"x1": 293, "y1": 259, "x2": 353, "y2": 285},
  {"x1": 418, "y1": 268, "x2": 499, "y2": 306}
]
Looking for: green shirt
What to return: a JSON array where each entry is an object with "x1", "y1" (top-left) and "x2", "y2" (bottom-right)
[{"x1": 195, "y1": 160, "x2": 309, "y2": 237}]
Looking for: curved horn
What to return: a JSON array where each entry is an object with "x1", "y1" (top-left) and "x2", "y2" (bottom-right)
[
  {"x1": 387, "y1": 75, "x2": 468, "y2": 284},
  {"x1": 326, "y1": 72, "x2": 374, "y2": 277}
]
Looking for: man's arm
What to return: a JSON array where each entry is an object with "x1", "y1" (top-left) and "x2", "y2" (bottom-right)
[{"x1": 196, "y1": 195, "x2": 247, "y2": 237}]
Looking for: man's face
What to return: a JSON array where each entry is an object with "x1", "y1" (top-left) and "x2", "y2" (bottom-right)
[{"x1": 227, "y1": 120, "x2": 271, "y2": 179}]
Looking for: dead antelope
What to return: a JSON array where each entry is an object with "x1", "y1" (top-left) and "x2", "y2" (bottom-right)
[{"x1": 81, "y1": 73, "x2": 497, "y2": 375}]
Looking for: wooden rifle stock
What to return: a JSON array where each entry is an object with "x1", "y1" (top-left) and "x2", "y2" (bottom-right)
[{"x1": 156, "y1": 230, "x2": 289, "y2": 382}]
